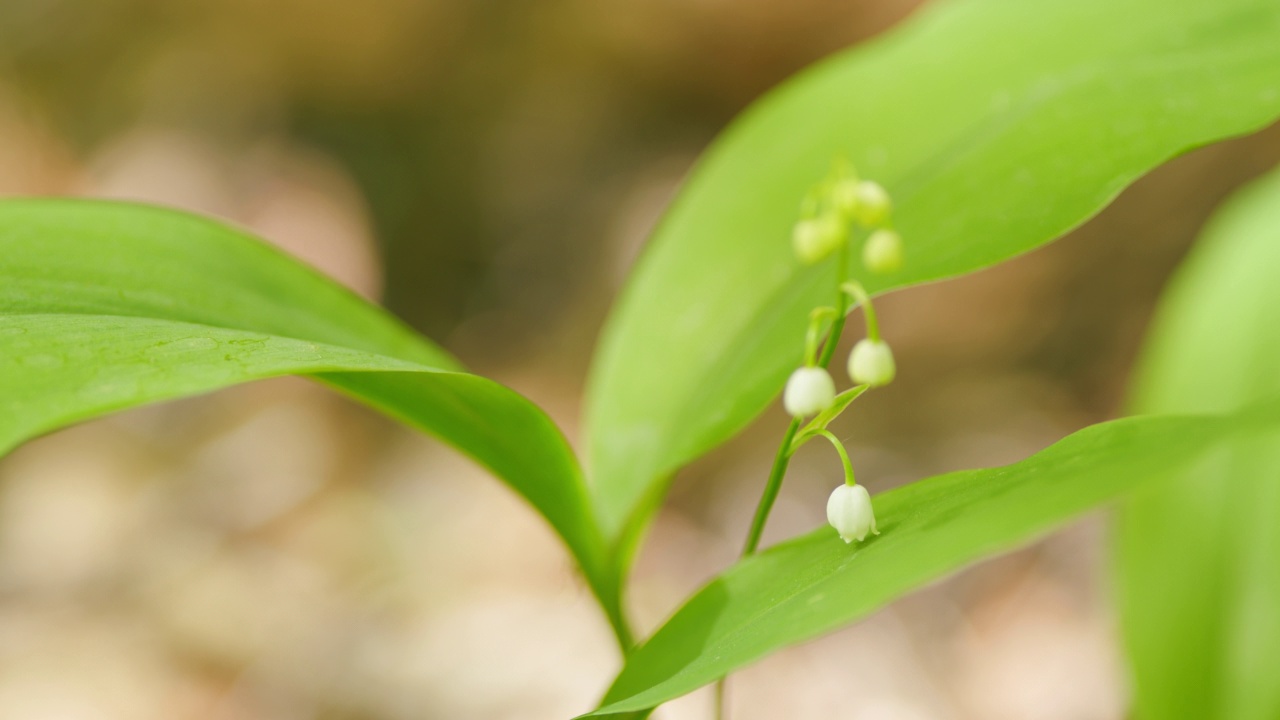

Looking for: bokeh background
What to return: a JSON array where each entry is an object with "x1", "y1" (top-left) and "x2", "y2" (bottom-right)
[{"x1": 1, "y1": 0, "x2": 1279, "y2": 718}]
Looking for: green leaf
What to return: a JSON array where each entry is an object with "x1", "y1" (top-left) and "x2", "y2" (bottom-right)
[
  {"x1": 585, "y1": 0, "x2": 1280, "y2": 545},
  {"x1": 1118, "y1": 167, "x2": 1280, "y2": 720},
  {"x1": 582, "y1": 399, "x2": 1280, "y2": 716},
  {"x1": 0, "y1": 199, "x2": 619, "y2": 629},
  {"x1": 790, "y1": 384, "x2": 868, "y2": 452}
]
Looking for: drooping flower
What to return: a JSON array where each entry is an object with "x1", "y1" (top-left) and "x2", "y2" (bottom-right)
[
  {"x1": 826, "y1": 483, "x2": 878, "y2": 543},
  {"x1": 848, "y1": 338, "x2": 896, "y2": 387},
  {"x1": 783, "y1": 366, "x2": 836, "y2": 418}
]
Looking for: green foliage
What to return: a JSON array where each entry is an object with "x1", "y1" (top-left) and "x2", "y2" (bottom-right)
[
  {"x1": 1118, "y1": 166, "x2": 1280, "y2": 720},
  {"x1": 790, "y1": 385, "x2": 868, "y2": 452},
  {"x1": 584, "y1": 0, "x2": 1280, "y2": 555},
  {"x1": 4, "y1": 0, "x2": 1280, "y2": 714},
  {"x1": 585, "y1": 400, "x2": 1280, "y2": 715},
  {"x1": 0, "y1": 200, "x2": 621, "y2": 633}
]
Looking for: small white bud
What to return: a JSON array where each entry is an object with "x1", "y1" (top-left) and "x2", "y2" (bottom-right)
[
  {"x1": 852, "y1": 181, "x2": 892, "y2": 226},
  {"x1": 792, "y1": 214, "x2": 847, "y2": 265},
  {"x1": 783, "y1": 366, "x2": 836, "y2": 418},
  {"x1": 862, "y1": 229, "x2": 903, "y2": 273},
  {"x1": 827, "y1": 483, "x2": 878, "y2": 543},
  {"x1": 848, "y1": 338, "x2": 896, "y2": 387}
]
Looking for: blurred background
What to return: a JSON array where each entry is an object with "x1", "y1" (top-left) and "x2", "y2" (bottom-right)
[{"x1": 1, "y1": 0, "x2": 1279, "y2": 718}]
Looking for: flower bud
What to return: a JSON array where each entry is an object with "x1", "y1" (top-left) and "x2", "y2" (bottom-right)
[
  {"x1": 862, "y1": 229, "x2": 903, "y2": 273},
  {"x1": 783, "y1": 366, "x2": 836, "y2": 418},
  {"x1": 848, "y1": 338, "x2": 896, "y2": 387},
  {"x1": 827, "y1": 483, "x2": 878, "y2": 543},
  {"x1": 852, "y1": 181, "x2": 891, "y2": 226},
  {"x1": 792, "y1": 214, "x2": 847, "y2": 265}
]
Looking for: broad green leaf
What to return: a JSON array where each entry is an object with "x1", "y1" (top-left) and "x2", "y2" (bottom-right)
[
  {"x1": 0, "y1": 200, "x2": 619, "y2": 628},
  {"x1": 585, "y1": 0, "x2": 1280, "y2": 546},
  {"x1": 583, "y1": 400, "x2": 1280, "y2": 716},
  {"x1": 1118, "y1": 167, "x2": 1280, "y2": 720}
]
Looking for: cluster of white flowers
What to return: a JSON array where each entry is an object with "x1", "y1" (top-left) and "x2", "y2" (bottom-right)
[{"x1": 779, "y1": 164, "x2": 904, "y2": 544}]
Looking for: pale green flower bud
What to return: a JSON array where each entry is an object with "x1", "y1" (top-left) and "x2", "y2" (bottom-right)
[
  {"x1": 783, "y1": 366, "x2": 836, "y2": 418},
  {"x1": 792, "y1": 214, "x2": 847, "y2": 265},
  {"x1": 862, "y1": 229, "x2": 903, "y2": 273},
  {"x1": 852, "y1": 181, "x2": 892, "y2": 226},
  {"x1": 827, "y1": 483, "x2": 878, "y2": 543},
  {"x1": 848, "y1": 338, "x2": 896, "y2": 387}
]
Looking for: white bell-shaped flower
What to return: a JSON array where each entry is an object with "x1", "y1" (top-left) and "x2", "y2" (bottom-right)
[
  {"x1": 848, "y1": 338, "x2": 896, "y2": 387},
  {"x1": 862, "y1": 229, "x2": 903, "y2": 274},
  {"x1": 827, "y1": 483, "x2": 878, "y2": 543},
  {"x1": 783, "y1": 366, "x2": 836, "y2": 418}
]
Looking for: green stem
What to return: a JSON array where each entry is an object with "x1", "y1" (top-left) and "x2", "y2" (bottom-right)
[
  {"x1": 742, "y1": 235, "x2": 859, "y2": 564},
  {"x1": 816, "y1": 309, "x2": 847, "y2": 368},
  {"x1": 741, "y1": 417, "x2": 802, "y2": 556},
  {"x1": 608, "y1": 598, "x2": 636, "y2": 653},
  {"x1": 719, "y1": 229, "x2": 861, "y2": 720},
  {"x1": 804, "y1": 307, "x2": 838, "y2": 366},
  {"x1": 816, "y1": 241, "x2": 853, "y2": 367},
  {"x1": 814, "y1": 429, "x2": 857, "y2": 486},
  {"x1": 841, "y1": 281, "x2": 879, "y2": 342}
]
